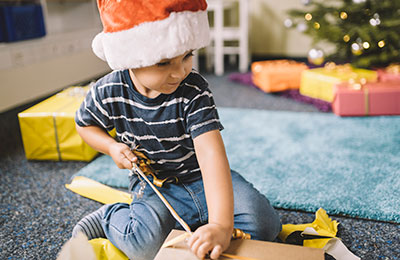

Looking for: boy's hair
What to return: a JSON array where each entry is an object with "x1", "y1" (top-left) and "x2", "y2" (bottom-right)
[{"x1": 92, "y1": 0, "x2": 210, "y2": 70}]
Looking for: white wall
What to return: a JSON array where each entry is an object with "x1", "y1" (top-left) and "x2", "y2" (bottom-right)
[
  {"x1": 0, "y1": 48, "x2": 110, "y2": 113},
  {"x1": 0, "y1": 0, "x2": 110, "y2": 113}
]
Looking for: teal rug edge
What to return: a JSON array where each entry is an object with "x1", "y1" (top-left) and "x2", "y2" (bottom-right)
[{"x1": 74, "y1": 107, "x2": 400, "y2": 223}]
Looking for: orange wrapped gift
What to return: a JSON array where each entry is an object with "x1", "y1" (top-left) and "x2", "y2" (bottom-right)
[
  {"x1": 251, "y1": 60, "x2": 308, "y2": 93},
  {"x1": 332, "y1": 81, "x2": 400, "y2": 116}
]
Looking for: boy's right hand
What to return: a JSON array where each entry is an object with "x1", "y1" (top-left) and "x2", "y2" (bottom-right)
[{"x1": 108, "y1": 142, "x2": 137, "y2": 169}]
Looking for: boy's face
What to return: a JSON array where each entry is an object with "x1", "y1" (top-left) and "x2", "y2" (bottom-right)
[{"x1": 129, "y1": 50, "x2": 194, "y2": 98}]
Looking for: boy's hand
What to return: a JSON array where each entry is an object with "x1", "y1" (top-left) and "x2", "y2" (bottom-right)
[
  {"x1": 108, "y1": 142, "x2": 137, "y2": 169},
  {"x1": 187, "y1": 223, "x2": 232, "y2": 259}
]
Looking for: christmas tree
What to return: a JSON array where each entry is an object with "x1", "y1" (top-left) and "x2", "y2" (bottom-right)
[{"x1": 285, "y1": 0, "x2": 400, "y2": 68}]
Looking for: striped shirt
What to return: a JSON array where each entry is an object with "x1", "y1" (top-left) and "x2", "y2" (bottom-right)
[{"x1": 75, "y1": 69, "x2": 223, "y2": 181}]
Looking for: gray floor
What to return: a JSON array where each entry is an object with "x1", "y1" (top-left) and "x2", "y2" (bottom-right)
[{"x1": 0, "y1": 72, "x2": 399, "y2": 259}]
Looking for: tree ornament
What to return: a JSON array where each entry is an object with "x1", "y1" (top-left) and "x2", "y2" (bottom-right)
[
  {"x1": 378, "y1": 40, "x2": 385, "y2": 48},
  {"x1": 369, "y1": 18, "x2": 377, "y2": 26},
  {"x1": 297, "y1": 23, "x2": 307, "y2": 32},
  {"x1": 308, "y1": 48, "x2": 325, "y2": 65},
  {"x1": 343, "y1": 35, "x2": 350, "y2": 42},
  {"x1": 284, "y1": 18, "x2": 293, "y2": 28},
  {"x1": 351, "y1": 43, "x2": 363, "y2": 55},
  {"x1": 369, "y1": 14, "x2": 381, "y2": 26},
  {"x1": 362, "y1": 42, "x2": 370, "y2": 49},
  {"x1": 340, "y1": 12, "x2": 348, "y2": 19}
]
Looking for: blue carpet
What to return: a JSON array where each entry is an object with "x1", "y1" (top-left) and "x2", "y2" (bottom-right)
[{"x1": 74, "y1": 108, "x2": 400, "y2": 223}]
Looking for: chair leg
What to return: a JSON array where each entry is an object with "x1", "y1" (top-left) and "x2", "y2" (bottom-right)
[
  {"x1": 214, "y1": 1, "x2": 224, "y2": 76},
  {"x1": 229, "y1": 54, "x2": 237, "y2": 66},
  {"x1": 238, "y1": 0, "x2": 249, "y2": 73},
  {"x1": 239, "y1": 44, "x2": 249, "y2": 73},
  {"x1": 192, "y1": 49, "x2": 199, "y2": 71},
  {"x1": 205, "y1": 45, "x2": 214, "y2": 72}
]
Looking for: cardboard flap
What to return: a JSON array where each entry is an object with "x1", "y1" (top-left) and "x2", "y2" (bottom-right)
[{"x1": 155, "y1": 230, "x2": 324, "y2": 260}]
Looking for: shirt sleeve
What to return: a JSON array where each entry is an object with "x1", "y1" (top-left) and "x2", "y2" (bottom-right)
[
  {"x1": 185, "y1": 85, "x2": 224, "y2": 139},
  {"x1": 75, "y1": 85, "x2": 114, "y2": 132}
]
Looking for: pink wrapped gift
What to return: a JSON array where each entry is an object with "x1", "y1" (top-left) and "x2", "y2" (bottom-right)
[
  {"x1": 332, "y1": 81, "x2": 400, "y2": 116},
  {"x1": 377, "y1": 64, "x2": 400, "y2": 82}
]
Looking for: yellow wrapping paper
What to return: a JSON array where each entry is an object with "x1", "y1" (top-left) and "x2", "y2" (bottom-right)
[
  {"x1": 300, "y1": 66, "x2": 378, "y2": 102},
  {"x1": 18, "y1": 86, "x2": 114, "y2": 161},
  {"x1": 278, "y1": 208, "x2": 339, "y2": 248},
  {"x1": 65, "y1": 176, "x2": 132, "y2": 205},
  {"x1": 66, "y1": 177, "x2": 329, "y2": 259},
  {"x1": 89, "y1": 238, "x2": 129, "y2": 260}
]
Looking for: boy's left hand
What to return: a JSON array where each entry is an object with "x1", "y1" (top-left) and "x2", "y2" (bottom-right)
[{"x1": 187, "y1": 223, "x2": 232, "y2": 259}]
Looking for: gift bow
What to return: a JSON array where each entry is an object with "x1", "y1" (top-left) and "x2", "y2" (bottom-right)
[{"x1": 386, "y1": 63, "x2": 400, "y2": 74}]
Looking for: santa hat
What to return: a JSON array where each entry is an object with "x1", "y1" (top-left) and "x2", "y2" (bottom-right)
[{"x1": 92, "y1": 0, "x2": 210, "y2": 70}]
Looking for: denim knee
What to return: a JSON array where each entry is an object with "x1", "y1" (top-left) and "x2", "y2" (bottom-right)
[
  {"x1": 234, "y1": 202, "x2": 282, "y2": 241},
  {"x1": 231, "y1": 170, "x2": 282, "y2": 241},
  {"x1": 112, "y1": 230, "x2": 166, "y2": 260},
  {"x1": 103, "y1": 202, "x2": 175, "y2": 260},
  {"x1": 251, "y1": 205, "x2": 282, "y2": 241}
]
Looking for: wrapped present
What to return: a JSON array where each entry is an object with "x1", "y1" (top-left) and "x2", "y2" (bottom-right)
[
  {"x1": 300, "y1": 63, "x2": 378, "y2": 102},
  {"x1": 251, "y1": 60, "x2": 308, "y2": 93},
  {"x1": 332, "y1": 80, "x2": 400, "y2": 116},
  {"x1": 377, "y1": 63, "x2": 400, "y2": 82},
  {"x1": 155, "y1": 229, "x2": 324, "y2": 260},
  {"x1": 18, "y1": 86, "x2": 110, "y2": 161}
]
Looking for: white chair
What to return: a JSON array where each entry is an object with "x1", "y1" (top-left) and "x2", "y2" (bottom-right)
[{"x1": 205, "y1": 0, "x2": 249, "y2": 76}]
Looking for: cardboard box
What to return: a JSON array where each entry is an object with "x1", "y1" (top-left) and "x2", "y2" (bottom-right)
[
  {"x1": 300, "y1": 65, "x2": 378, "y2": 102},
  {"x1": 251, "y1": 60, "x2": 308, "y2": 93},
  {"x1": 18, "y1": 86, "x2": 101, "y2": 161},
  {"x1": 155, "y1": 230, "x2": 324, "y2": 260},
  {"x1": 332, "y1": 81, "x2": 400, "y2": 116}
]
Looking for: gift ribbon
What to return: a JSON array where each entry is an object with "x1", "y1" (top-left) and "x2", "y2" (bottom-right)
[
  {"x1": 52, "y1": 87, "x2": 89, "y2": 161},
  {"x1": 324, "y1": 62, "x2": 353, "y2": 74},
  {"x1": 131, "y1": 164, "x2": 192, "y2": 234},
  {"x1": 364, "y1": 87, "x2": 369, "y2": 116},
  {"x1": 52, "y1": 106, "x2": 73, "y2": 161},
  {"x1": 53, "y1": 112, "x2": 62, "y2": 161},
  {"x1": 131, "y1": 164, "x2": 257, "y2": 259},
  {"x1": 347, "y1": 79, "x2": 370, "y2": 116}
]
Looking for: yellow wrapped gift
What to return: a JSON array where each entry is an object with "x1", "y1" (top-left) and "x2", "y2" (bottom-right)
[
  {"x1": 300, "y1": 63, "x2": 378, "y2": 102},
  {"x1": 18, "y1": 86, "x2": 113, "y2": 161}
]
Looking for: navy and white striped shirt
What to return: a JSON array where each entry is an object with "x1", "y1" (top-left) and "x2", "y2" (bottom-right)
[{"x1": 75, "y1": 69, "x2": 223, "y2": 181}]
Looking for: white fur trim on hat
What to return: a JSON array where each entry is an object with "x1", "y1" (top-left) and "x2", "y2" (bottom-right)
[{"x1": 92, "y1": 10, "x2": 210, "y2": 70}]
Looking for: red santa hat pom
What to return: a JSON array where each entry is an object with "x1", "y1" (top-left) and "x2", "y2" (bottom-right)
[{"x1": 92, "y1": 0, "x2": 210, "y2": 70}]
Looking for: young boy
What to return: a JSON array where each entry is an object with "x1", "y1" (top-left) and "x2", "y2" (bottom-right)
[{"x1": 73, "y1": 0, "x2": 281, "y2": 259}]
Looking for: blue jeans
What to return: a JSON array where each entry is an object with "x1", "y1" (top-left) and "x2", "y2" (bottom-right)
[{"x1": 102, "y1": 170, "x2": 281, "y2": 260}]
